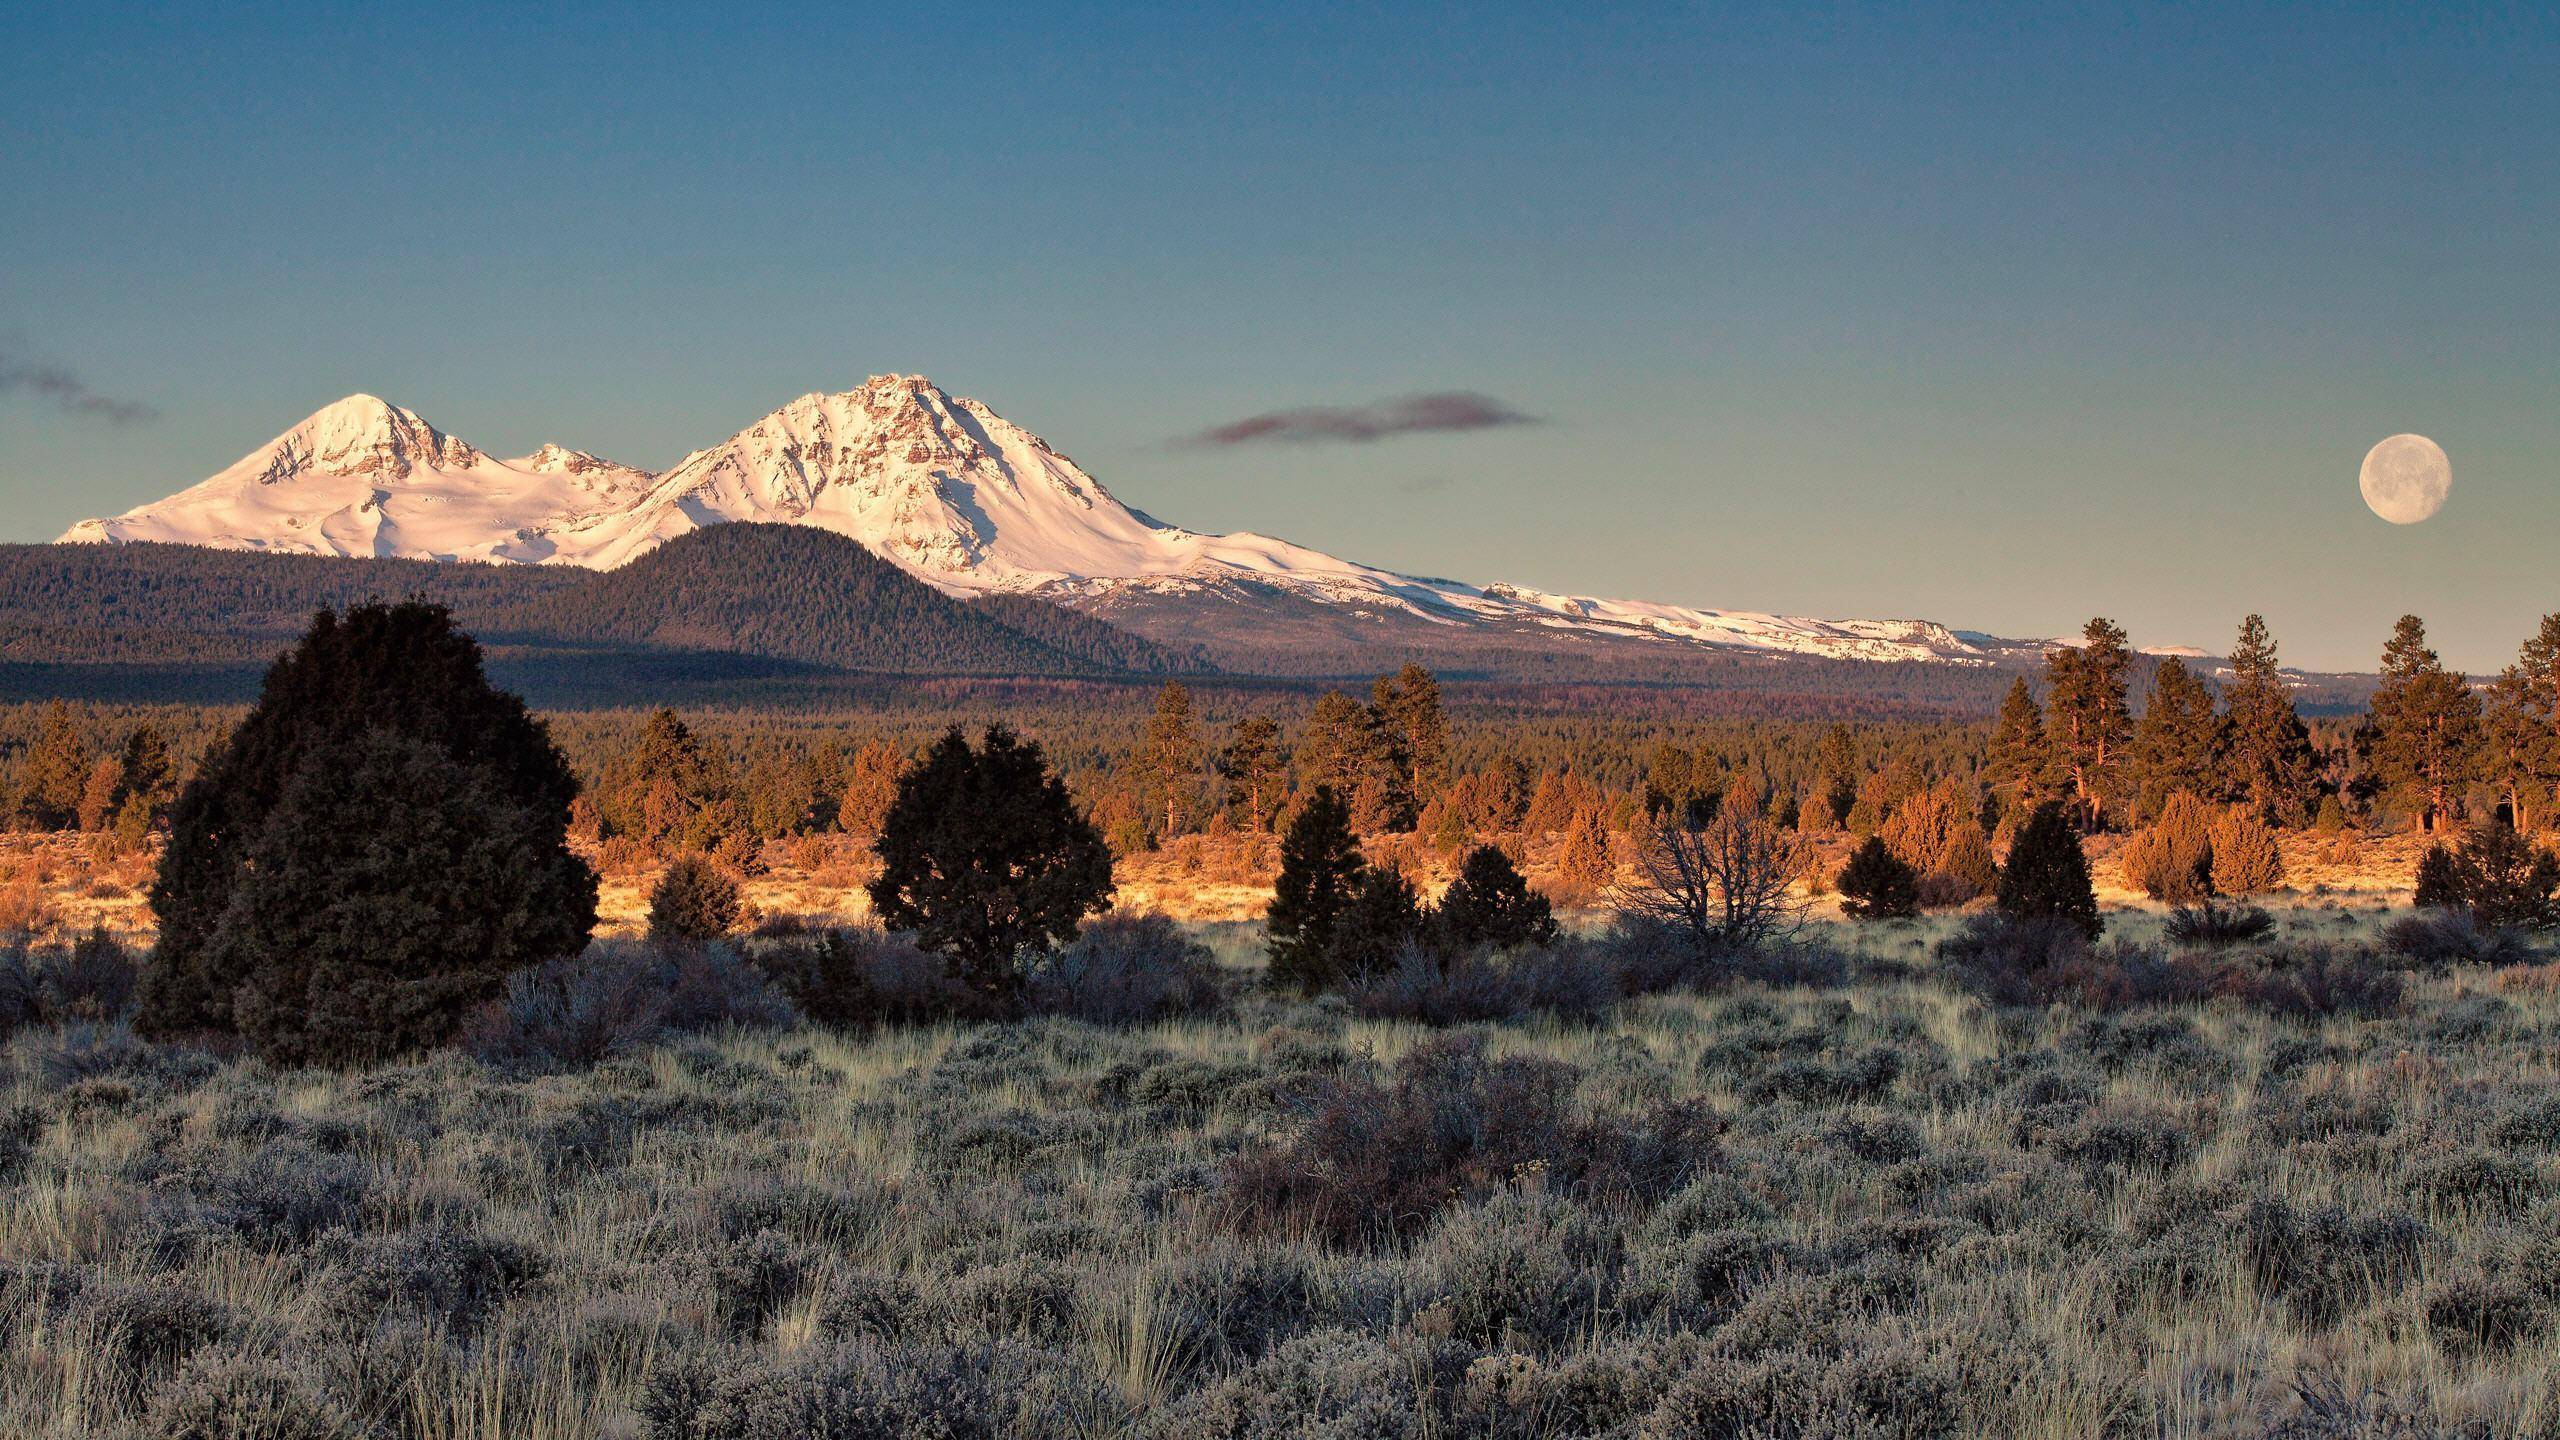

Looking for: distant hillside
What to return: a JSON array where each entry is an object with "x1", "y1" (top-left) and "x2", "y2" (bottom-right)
[
  {"x1": 0, "y1": 532, "x2": 1202, "y2": 697},
  {"x1": 481, "y1": 525, "x2": 1205, "y2": 676}
]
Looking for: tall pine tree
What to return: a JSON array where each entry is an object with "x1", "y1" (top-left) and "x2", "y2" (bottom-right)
[
  {"x1": 1216, "y1": 716, "x2": 1287, "y2": 832},
  {"x1": 1985, "y1": 677, "x2": 2053, "y2": 828},
  {"x1": 1370, "y1": 664, "x2": 1450, "y2": 812},
  {"x1": 1142, "y1": 681, "x2": 1206, "y2": 840},
  {"x1": 2130, "y1": 657, "x2": 2227, "y2": 823},
  {"x1": 2222, "y1": 614, "x2": 2319, "y2": 825},
  {"x1": 2045, "y1": 618, "x2": 2134, "y2": 831},
  {"x1": 2366, "y1": 615, "x2": 2480, "y2": 834}
]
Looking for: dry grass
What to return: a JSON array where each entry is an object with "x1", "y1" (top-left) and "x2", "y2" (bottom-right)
[{"x1": 4, "y1": 901, "x2": 2559, "y2": 1436}]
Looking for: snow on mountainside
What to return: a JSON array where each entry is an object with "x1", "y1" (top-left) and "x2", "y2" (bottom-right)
[
  {"x1": 59, "y1": 376, "x2": 1993, "y2": 664},
  {"x1": 60, "y1": 395, "x2": 652, "y2": 563}
]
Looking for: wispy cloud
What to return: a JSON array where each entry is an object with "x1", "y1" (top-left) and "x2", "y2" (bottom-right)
[
  {"x1": 1185, "y1": 391, "x2": 1533, "y2": 446},
  {"x1": 0, "y1": 349, "x2": 156, "y2": 425}
]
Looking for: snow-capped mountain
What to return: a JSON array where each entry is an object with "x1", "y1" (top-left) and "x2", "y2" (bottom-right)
[
  {"x1": 59, "y1": 394, "x2": 653, "y2": 563},
  {"x1": 59, "y1": 375, "x2": 1995, "y2": 664}
]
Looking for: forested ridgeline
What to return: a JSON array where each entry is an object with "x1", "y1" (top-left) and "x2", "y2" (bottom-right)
[{"x1": 0, "y1": 529, "x2": 1197, "y2": 687}]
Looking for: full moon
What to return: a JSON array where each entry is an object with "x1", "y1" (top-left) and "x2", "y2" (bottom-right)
[{"x1": 2359, "y1": 433, "x2": 2451, "y2": 524}]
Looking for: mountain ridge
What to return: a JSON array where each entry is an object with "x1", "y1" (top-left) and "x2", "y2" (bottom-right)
[{"x1": 64, "y1": 375, "x2": 2012, "y2": 665}]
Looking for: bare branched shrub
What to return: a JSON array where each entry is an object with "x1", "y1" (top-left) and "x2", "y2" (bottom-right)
[{"x1": 1618, "y1": 808, "x2": 1810, "y2": 954}]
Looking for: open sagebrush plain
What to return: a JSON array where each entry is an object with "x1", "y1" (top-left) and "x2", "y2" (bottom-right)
[{"x1": 5, "y1": 906, "x2": 2559, "y2": 1440}]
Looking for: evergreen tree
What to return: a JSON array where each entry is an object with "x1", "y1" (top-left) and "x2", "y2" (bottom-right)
[
  {"x1": 2120, "y1": 790, "x2": 2218, "y2": 902},
  {"x1": 2414, "y1": 843, "x2": 2461, "y2": 908},
  {"x1": 648, "y1": 855, "x2": 742, "y2": 942},
  {"x1": 2044, "y1": 619, "x2": 2134, "y2": 830},
  {"x1": 1997, "y1": 801, "x2": 2101, "y2": 940},
  {"x1": 76, "y1": 757, "x2": 121, "y2": 832},
  {"x1": 214, "y1": 730, "x2": 598, "y2": 1067},
  {"x1": 1814, "y1": 723, "x2": 1860, "y2": 827},
  {"x1": 2208, "y1": 806, "x2": 2286, "y2": 895},
  {"x1": 1370, "y1": 664, "x2": 1450, "y2": 810},
  {"x1": 17, "y1": 701, "x2": 90, "y2": 831},
  {"x1": 1556, "y1": 805, "x2": 1615, "y2": 899},
  {"x1": 837, "y1": 739, "x2": 905, "y2": 838},
  {"x1": 1985, "y1": 677, "x2": 2053, "y2": 828},
  {"x1": 2479, "y1": 667, "x2": 2551, "y2": 834},
  {"x1": 1267, "y1": 785, "x2": 1366, "y2": 992},
  {"x1": 2222, "y1": 615, "x2": 2319, "y2": 825},
  {"x1": 1142, "y1": 682, "x2": 1206, "y2": 840},
  {"x1": 2444, "y1": 820, "x2": 2560, "y2": 931},
  {"x1": 1216, "y1": 715, "x2": 1287, "y2": 832},
  {"x1": 1836, "y1": 836, "x2": 1920, "y2": 920},
  {"x1": 1436, "y1": 844, "x2": 1559, "y2": 952},
  {"x1": 1522, "y1": 768, "x2": 1591, "y2": 838},
  {"x1": 140, "y1": 602, "x2": 589, "y2": 1040},
  {"x1": 1296, "y1": 691, "x2": 1404, "y2": 833},
  {"x1": 1327, "y1": 865, "x2": 1426, "y2": 979},
  {"x1": 1879, "y1": 777, "x2": 1979, "y2": 879},
  {"x1": 110, "y1": 725, "x2": 177, "y2": 829},
  {"x1": 595, "y1": 709, "x2": 745, "y2": 857},
  {"x1": 2131, "y1": 657, "x2": 2227, "y2": 821},
  {"x1": 2514, "y1": 613, "x2": 2560, "y2": 829},
  {"x1": 2367, "y1": 615, "x2": 2481, "y2": 833},
  {"x1": 866, "y1": 726, "x2": 1115, "y2": 1003}
]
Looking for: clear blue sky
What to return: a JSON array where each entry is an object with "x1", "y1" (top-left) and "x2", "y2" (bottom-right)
[{"x1": 3, "y1": 2, "x2": 2552, "y2": 671}]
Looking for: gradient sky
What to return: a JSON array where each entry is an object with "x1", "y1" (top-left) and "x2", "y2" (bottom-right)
[{"x1": 3, "y1": 2, "x2": 2552, "y2": 671}]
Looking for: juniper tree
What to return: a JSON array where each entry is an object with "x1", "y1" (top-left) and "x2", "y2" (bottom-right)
[
  {"x1": 215, "y1": 730, "x2": 599, "y2": 1066},
  {"x1": 648, "y1": 855, "x2": 742, "y2": 942},
  {"x1": 2223, "y1": 615, "x2": 2319, "y2": 825},
  {"x1": 1267, "y1": 785, "x2": 1366, "y2": 992},
  {"x1": 1556, "y1": 805, "x2": 1615, "y2": 899},
  {"x1": 2443, "y1": 820, "x2": 2560, "y2": 931},
  {"x1": 2120, "y1": 790, "x2": 2217, "y2": 903},
  {"x1": 1836, "y1": 836, "x2": 1920, "y2": 921},
  {"x1": 140, "y1": 601, "x2": 591, "y2": 1040},
  {"x1": 2367, "y1": 615, "x2": 2480, "y2": 834},
  {"x1": 866, "y1": 725, "x2": 1114, "y2": 1003},
  {"x1": 1997, "y1": 801, "x2": 2101, "y2": 941},
  {"x1": 1328, "y1": 864, "x2": 1427, "y2": 978},
  {"x1": 1436, "y1": 844, "x2": 1559, "y2": 952},
  {"x1": 1813, "y1": 723, "x2": 1860, "y2": 827},
  {"x1": 2045, "y1": 619, "x2": 2134, "y2": 830}
]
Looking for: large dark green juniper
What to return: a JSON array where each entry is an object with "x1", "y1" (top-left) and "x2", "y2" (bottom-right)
[
  {"x1": 138, "y1": 600, "x2": 594, "y2": 1057},
  {"x1": 1437, "y1": 843, "x2": 1559, "y2": 952},
  {"x1": 215, "y1": 731, "x2": 599, "y2": 1066},
  {"x1": 866, "y1": 725, "x2": 1114, "y2": 1003},
  {"x1": 1266, "y1": 785, "x2": 1365, "y2": 992},
  {"x1": 1996, "y1": 801, "x2": 2102, "y2": 941}
]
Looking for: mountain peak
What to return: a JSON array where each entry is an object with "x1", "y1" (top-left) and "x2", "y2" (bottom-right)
[
  {"x1": 512, "y1": 442, "x2": 641, "y2": 479},
  {"x1": 265, "y1": 393, "x2": 480, "y2": 482}
]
